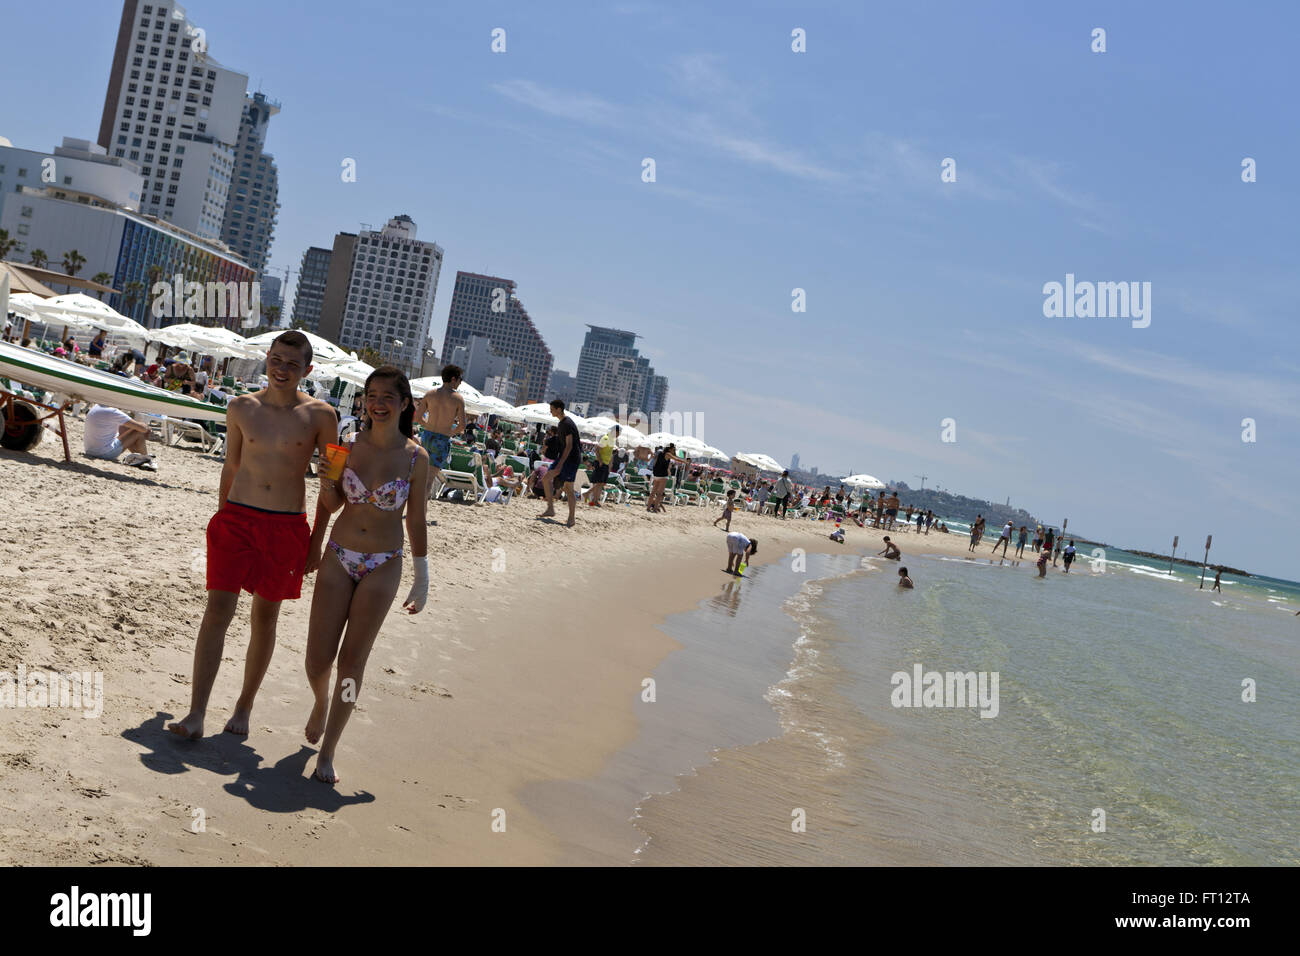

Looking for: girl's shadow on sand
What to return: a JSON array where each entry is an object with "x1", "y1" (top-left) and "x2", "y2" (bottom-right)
[{"x1": 124, "y1": 712, "x2": 375, "y2": 813}]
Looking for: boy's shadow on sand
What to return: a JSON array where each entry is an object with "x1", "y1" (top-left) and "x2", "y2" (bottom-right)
[{"x1": 125, "y1": 712, "x2": 375, "y2": 813}]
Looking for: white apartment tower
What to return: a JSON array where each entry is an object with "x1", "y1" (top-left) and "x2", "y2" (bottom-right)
[
  {"x1": 96, "y1": 1, "x2": 253, "y2": 242},
  {"x1": 335, "y1": 216, "x2": 444, "y2": 373}
]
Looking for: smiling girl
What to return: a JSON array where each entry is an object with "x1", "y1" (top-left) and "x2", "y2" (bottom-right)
[{"x1": 303, "y1": 367, "x2": 429, "y2": 784}]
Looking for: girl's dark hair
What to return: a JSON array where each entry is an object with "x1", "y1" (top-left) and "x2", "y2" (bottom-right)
[
  {"x1": 748, "y1": 539, "x2": 758, "y2": 555},
  {"x1": 363, "y1": 365, "x2": 414, "y2": 438}
]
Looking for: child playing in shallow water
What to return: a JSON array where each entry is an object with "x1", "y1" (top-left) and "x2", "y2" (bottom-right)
[
  {"x1": 898, "y1": 567, "x2": 914, "y2": 588},
  {"x1": 1036, "y1": 546, "x2": 1050, "y2": 577}
]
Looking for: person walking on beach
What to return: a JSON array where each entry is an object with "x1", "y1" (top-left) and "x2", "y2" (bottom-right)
[
  {"x1": 1043, "y1": 526, "x2": 1056, "y2": 561},
  {"x1": 1052, "y1": 535, "x2": 1064, "y2": 567},
  {"x1": 1062, "y1": 540, "x2": 1076, "y2": 573},
  {"x1": 302, "y1": 367, "x2": 428, "y2": 784},
  {"x1": 772, "y1": 470, "x2": 794, "y2": 519},
  {"x1": 1033, "y1": 525, "x2": 1044, "y2": 553},
  {"x1": 916, "y1": 509, "x2": 925, "y2": 534},
  {"x1": 587, "y1": 424, "x2": 618, "y2": 507},
  {"x1": 167, "y1": 331, "x2": 337, "y2": 740},
  {"x1": 884, "y1": 491, "x2": 900, "y2": 531},
  {"x1": 412, "y1": 364, "x2": 466, "y2": 504},
  {"x1": 540, "y1": 399, "x2": 582, "y2": 527},
  {"x1": 1212, "y1": 568, "x2": 1222, "y2": 592},
  {"x1": 647, "y1": 443, "x2": 687, "y2": 513},
  {"x1": 724, "y1": 531, "x2": 757, "y2": 575},
  {"x1": 968, "y1": 515, "x2": 983, "y2": 552},
  {"x1": 991, "y1": 520, "x2": 1013, "y2": 557},
  {"x1": 1015, "y1": 525, "x2": 1028, "y2": 558},
  {"x1": 713, "y1": 489, "x2": 737, "y2": 531},
  {"x1": 925, "y1": 509, "x2": 934, "y2": 534}
]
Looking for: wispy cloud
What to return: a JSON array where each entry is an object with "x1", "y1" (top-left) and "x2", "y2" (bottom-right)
[
  {"x1": 1061, "y1": 341, "x2": 1300, "y2": 421},
  {"x1": 490, "y1": 79, "x2": 619, "y2": 125}
]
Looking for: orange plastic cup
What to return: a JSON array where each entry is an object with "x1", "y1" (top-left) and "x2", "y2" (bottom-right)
[{"x1": 322, "y1": 443, "x2": 349, "y2": 481}]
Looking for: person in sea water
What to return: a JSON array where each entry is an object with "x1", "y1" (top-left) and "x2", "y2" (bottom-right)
[
  {"x1": 1063, "y1": 541, "x2": 1077, "y2": 573},
  {"x1": 898, "y1": 567, "x2": 914, "y2": 589}
]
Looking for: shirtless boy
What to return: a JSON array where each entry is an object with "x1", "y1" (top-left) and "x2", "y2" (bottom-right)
[
  {"x1": 167, "y1": 331, "x2": 338, "y2": 739},
  {"x1": 412, "y1": 363, "x2": 466, "y2": 502}
]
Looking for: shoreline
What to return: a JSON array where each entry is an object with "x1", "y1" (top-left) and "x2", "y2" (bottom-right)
[{"x1": 0, "y1": 416, "x2": 983, "y2": 865}]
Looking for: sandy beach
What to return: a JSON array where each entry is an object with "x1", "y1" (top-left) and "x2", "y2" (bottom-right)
[{"x1": 0, "y1": 414, "x2": 984, "y2": 865}]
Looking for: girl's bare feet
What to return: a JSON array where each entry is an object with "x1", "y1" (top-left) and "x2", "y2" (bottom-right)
[
  {"x1": 223, "y1": 708, "x2": 252, "y2": 735},
  {"x1": 305, "y1": 698, "x2": 327, "y2": 744},
  {"x1": 313, "y1": 755, "x2": 339, "y2": 784}
]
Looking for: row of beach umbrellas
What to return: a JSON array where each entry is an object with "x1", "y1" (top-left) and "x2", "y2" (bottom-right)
[{"x1": 2, "y1": 284, "x2": 882, "y2": 479}]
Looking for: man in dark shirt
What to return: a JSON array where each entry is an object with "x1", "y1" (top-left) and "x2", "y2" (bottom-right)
[{"x1": 541, "y1": 399, "x2": 582, "y2": 526}]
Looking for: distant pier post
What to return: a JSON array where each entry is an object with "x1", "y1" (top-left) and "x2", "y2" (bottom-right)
[
  {"x1": 1169, "y1": 535, "x2": 1179, "y2": 574},
  {"x1": 1198, "y1": 534, "x2": 1212, "y2": 589}
]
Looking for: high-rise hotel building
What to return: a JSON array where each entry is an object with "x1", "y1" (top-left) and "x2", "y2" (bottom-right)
[
  {"x1": 316, "y1": 215, "x2": 443, "y2": 372},
  {"x1": 575, "y1": 325, "x2": 667, "y2": 416},
  {"x1": 96, "y1": 1, "x2": 262, "y2": 243},
  {"x1": 219, "y1": 91, "x2": 280, "y2": 273},
  {"x1": 291, "y1": 246, "x2": 332, "y2": 333},
  {"x1": 441, "y1": 272, "x2": 553, "y2": 405}
]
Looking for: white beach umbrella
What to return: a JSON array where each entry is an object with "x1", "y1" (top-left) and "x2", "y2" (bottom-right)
[
  {"x1": 409, "y1": 376, "x2": 500, "y2": 414},
  {"x1": 512, "y1": 401, "x2": 588, "y2": 427},
  {"x1": 616, "y1": 423, "x2": 649, "y2": 449},
  {"x1": 151, "y1": 323, "x2": 258, "y2": 359},
  {"x1": 578, "y1": 415, "x2": 620, "y2": 439},
  {"x1": 6, "y1": 292, "x2": 56, "y2": 322},
  {"x1": 243, "y1": 329, "x2": 355, "y2": 365},
  {"x1": 320, "y1": 359, "x2": 376, "y2": 388},
  {"x1": 512, "y1": 402, "x2": 560, "y2": 425},
  {"x1": 477, "y1": 394, "x2": 521, "y2": 417},
  {"x1": 672, "y1": 435, "x2": 712, "y2": 458},
  {"x1": 185, "y1": 324, "x2": 260, "y2": 359},
  {"x1": 40, "y1": 293, "x2": 149, "y2": 341},
  {"x1": 734, "y1": 452, "x2": 783, "y2": 473},
  {"x1": 699, "y1": 444, "x2": 729, "y2": 462},
  {"x1": 841, "y1": 474, "x2": 886, "y2": 490}
]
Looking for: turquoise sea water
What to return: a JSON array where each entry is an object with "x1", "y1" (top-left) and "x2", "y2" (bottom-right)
[{"x1": 628, "y1": 546, "x2": 1299, "y2": 865}]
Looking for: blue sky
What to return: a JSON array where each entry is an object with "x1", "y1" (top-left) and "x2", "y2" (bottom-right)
[{"x1": 4, "y1": 1, "x2": 1297, "y2": 577}]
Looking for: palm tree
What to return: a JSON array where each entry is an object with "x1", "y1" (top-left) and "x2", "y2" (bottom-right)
[
  {"x1": 91, "y1": 272, "x2": 114, "y2": 301},
  {"x1": 123, "y1": 281, "x2": 146, "y2": 315},
  {"x1": 0, "y1": 229, "x2": 18, "y2": 261},
  {"x1": 262, "y1": 304, "x2": 281, "y2": 327},
  {"x1": 61, "y1": 249, "x2": 86, "y2": 293},
  {"x1": 28, "y1": 249, "x2": 48, "y2": 270}
]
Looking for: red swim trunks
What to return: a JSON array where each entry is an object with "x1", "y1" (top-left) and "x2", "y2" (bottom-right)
[{"x1": 206, "y1": 501, "x2": 310, "y2": 602}]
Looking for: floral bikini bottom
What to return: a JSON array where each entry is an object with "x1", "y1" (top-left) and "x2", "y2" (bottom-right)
[{"x1": 328, "y1": 539, "x2": 403, "y2": 583}]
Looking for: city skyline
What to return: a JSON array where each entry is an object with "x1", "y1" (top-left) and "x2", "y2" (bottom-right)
[{"x1": 2, "y1": 1, "x2": 1296, "y2": 579}]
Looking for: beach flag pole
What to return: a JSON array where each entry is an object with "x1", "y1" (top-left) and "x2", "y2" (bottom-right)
[
  {"x1": 1198, "y1": 534, "x2": 1212, "y2": 589},
  {"x1": 1169, "y1": 535, "x2": 1179, "y2": 574}
]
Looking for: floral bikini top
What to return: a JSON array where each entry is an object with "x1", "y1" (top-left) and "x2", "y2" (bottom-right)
[{"x1": 340, "y1": 437, "x2": 418, "y2": 512}]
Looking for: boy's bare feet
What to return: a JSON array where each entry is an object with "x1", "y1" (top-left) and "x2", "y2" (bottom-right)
[{"x1": 167, "y1": 713, "x2": 204, "y2": 740}]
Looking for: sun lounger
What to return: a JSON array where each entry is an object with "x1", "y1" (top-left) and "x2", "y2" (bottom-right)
[{"x1": 436, "y1": 449, "x2": 483, "y2": 502}]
